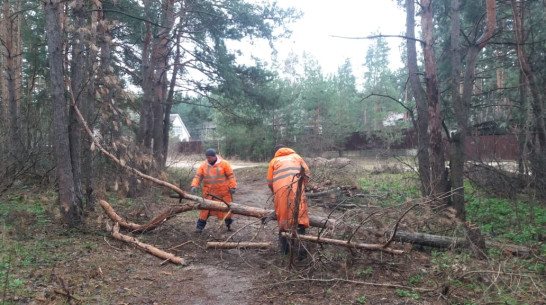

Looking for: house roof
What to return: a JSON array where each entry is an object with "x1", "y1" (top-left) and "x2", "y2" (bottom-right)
[{"x1": 169, "y1": 114, "x2": 191, "y2": 140}]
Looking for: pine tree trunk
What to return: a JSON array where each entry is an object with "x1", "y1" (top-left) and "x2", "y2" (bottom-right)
[
  {"x1": 510, "y1": 0, "x2": 546, "y2": 199},
  {"x1": 405, "y1": 0, "x2": 431, "y2": 196},
  {"x1": 69, "y1": 0, "x2": 87, "y2": 209},
  {"x1": 421, "y1": 0, "x2": 448, "y2": 200},
  {"x1": 44, "y1": 0, "x2": 81, "y2": 226},
  {"x1": 82, "y1": 1, "x2": 100, "y2": 207},
  {"x1": 2, "y1": 0, "x2": 22, "y2": 172}
]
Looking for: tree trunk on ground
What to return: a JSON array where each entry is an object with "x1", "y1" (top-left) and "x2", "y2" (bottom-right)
[
  {"x1": 206, "y1": 242, "x2": 273, "y2": 249},
  {"x1": 98, "y1": 198, "x2": 531, "y2": 257},
  {"x1": 75, "y1": 105, "x2": 531, "y2": 258},
  {"x1": 44, "y1": 0, "x2": 81, "y2": 226},
  {"x1": 281, "y1": 232, "x2": 403, "y2": 255}
]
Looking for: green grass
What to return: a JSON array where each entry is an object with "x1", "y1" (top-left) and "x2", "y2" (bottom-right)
[
  {"x1": 465, "y1": 181, "x2": 546, "y2": 246},
  {"x1": 358, "y1": 172, "x2": 420, "y2": 206}
]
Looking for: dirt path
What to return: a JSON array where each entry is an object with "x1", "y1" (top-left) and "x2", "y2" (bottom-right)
[{"x1": 122, "y1": 165, "x2": 284, "y2": 305}]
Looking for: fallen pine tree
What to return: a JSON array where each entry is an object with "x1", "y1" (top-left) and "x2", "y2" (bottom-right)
[
  {"x1": 73, "y1": 102, "x2": 532, "y2": 260},
  {"x1": 98, "y1": 198, "x2": 531, "y2": 257}
]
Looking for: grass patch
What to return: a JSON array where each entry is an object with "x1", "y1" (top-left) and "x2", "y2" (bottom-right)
[
  {"x1": 465, "y1": 181, "x2": 546, "y2": 245},
  {"x1": 358, "y1": 171, "x2": 420, "y2": 206}
]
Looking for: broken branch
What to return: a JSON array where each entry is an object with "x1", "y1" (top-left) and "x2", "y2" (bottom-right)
[{"x1": 111, "y1": 222, "x2": 185, "y2": 265}]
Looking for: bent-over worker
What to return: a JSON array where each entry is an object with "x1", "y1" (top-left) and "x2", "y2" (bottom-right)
[{"x1": 267, "y1": 144, "x2": 310, "y2": 259}]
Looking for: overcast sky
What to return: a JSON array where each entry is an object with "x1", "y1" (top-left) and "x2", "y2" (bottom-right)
[{"x1": 272, "y1": 0, "x2": 407, "y2": 76}]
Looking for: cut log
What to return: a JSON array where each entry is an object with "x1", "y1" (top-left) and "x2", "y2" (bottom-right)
[
  {"x1": 206, "y1": 242, "x2": 272, "y2": 249},
  {"x1": 282, "y1": 232, "x2": 404, "y2": 255},
  {"x1": 111, "y1": 223, "x2": 185, "y2": 265},
  {"x1": 378, "y1": 230, "x2": 531, "y2": 258}
]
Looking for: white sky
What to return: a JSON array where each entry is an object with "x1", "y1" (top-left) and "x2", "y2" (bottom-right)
[
  {"x1": 273, "y1": 0, "x2": 407, "y2": 76},
  {"x1": 231, "y1": 0, "x2": 407, "y2": 81}
]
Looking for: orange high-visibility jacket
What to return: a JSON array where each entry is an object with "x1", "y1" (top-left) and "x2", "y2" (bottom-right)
[
  {"x1": 191, "y1": 156, "x2": 237, "y2": 221},
  {"x1": 267, "y1": 148, "x2": 310, "y2": 231}
]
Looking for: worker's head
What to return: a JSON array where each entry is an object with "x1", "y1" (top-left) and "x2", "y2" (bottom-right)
[
  {"x1": 205, "y1": 148, "x2": 217, "y2": 163},
  {"x1": 273, "y1": 144, "x2": 285, "y2": 155}
]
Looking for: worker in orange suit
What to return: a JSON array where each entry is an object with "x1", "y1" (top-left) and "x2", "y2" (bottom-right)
[
  {"x1": 267, "y1": 144, "x2": 310, "y2": 258},
  {"x1": 191, "y1": 148, "x2": 237, "y2": 233}
]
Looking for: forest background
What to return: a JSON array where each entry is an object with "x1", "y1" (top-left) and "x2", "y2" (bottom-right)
[{"x1": 0, "y1": 0, "x2": 545, "y2": 304}]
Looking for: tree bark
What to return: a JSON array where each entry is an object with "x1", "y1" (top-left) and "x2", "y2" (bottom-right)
[
  {"x1": 2, "y1": 0, "x2": 22, "y2": 171},
  {"x1": 161, "y1": 27, "x2": 183, "y2": 165},
  {"x1": 99, "y1": 199, "x2": 195, "y2": 233},
  {"x1": 99, "y1": 197, "x2": 531, "y2": 257},
  {"x1": 82, "y1": 0, "x2": 99, "y2": 207},
  {"x1": 450, "y1": 0, "x2": 497, "y2": 220},
  {"x1": 405, "y1": 0, "x2": 431, "y2": 197},
  {"x1": 449, "y1": 0, "x2": 464, "y2": 220},
  {"x1": 151, "y1": 0, "x2": 175, "y2": 169},
  {"x1": 111, "y1": 223, "x2": 184, "y2": 265},
  {"x1": 44, "y1": 0, "x2": 80, "y2": 226},
  {"x1": 137, "y1": 0, "x2": 154, "y2": 150},
  {"x1": 138, "y1": 0, "x2": 175, "y2": 171},
  {"x1": 510, "y1": 0, "x2": 546, "y2": 199},
  {"x1": 69, "y1": 0, "x2": 87, "y2": 210},
  {"x1": 206, "y1": 242, "x2": 273, "y2": 249},
  {"x1": 281, "y1": 232, "x2": 403, "y2": 255},
  {"x1": 421, "y1": 0, "x2": 448, "y2": 200}
]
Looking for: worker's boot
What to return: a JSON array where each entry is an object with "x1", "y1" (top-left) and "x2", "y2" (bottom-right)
[
  {"x1": 195, "y1": 219, "x2": 207, "y2": 233},
  {"x1": 225, "y1": 218, "x2": 234, "y2": 231},
  {"x1": 278, "y1": 231, "x2": 289, "y2": 255}
]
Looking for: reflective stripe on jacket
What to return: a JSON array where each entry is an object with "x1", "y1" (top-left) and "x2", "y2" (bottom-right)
[{"x1": 267, "y1": 148, "x2": 310, "y2": 230}]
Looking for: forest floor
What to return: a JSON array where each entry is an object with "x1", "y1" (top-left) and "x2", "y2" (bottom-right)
[{"x1": 1, "y1": 156, "x2": 544, "y2": 305}]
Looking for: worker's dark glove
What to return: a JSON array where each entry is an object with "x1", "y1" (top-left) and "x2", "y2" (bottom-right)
[
  {"x1": 190, "y1": 187, "x2": 198, "y2": 194},
  {"x1": 230, "y1": 188, "x2": 236, "y2": 195},
  {"x1": 261, "y1": 212, "x2": 276, "y2": 225}
]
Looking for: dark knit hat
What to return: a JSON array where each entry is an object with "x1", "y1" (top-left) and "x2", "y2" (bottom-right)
[
  {"x1": 205, "y1": 148, "x2": 217, "y2": 156},
  {"x1": 273, "y1": 144, "x2": 285, "y2": 154}
]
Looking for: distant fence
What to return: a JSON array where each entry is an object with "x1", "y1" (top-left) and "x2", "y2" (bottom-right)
[
  {"x1": 175, "y1": 134, "x2": 520, "y2": 161},
  {"x1": 177, "y1": 141, "x2": 204, "y2": 155},
  {"x1": 465, "y1": 134, "x2": 519, "y2": 161},
  {"x1": 339, "y1": 132, "x2": 519, "y2": 161}
]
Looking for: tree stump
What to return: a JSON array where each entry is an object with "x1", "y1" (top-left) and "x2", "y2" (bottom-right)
[{"x1": 466, "y1": 222, "x2": 487, "y2": 259}]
